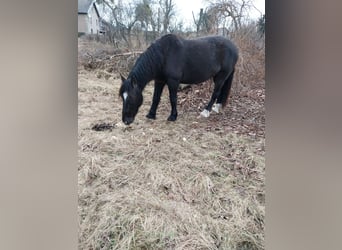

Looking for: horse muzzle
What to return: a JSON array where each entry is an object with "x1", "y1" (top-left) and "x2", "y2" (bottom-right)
[{"x1": 123, "y1": 117, "x2": 134, "y2": 125}]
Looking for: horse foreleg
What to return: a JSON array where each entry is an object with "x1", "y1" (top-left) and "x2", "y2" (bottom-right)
[
  {"x1": 167, "y1": 81, "x2": 179, "y2": 121},
  {"x1": 146, "y1": 81, "x2": 165, "y2": 119}
]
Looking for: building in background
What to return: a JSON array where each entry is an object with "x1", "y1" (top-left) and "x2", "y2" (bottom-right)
[{"x1": 78, "y1": 0, "x2": 104, "y2": 36}]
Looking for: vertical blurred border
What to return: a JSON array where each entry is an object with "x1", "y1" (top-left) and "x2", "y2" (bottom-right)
[
  {"x1": 267, "y1": 0, "x2": 342, "y2": 249},
  {"x1": 0, "y1": 1, "x2": 77, "y2": 250}
]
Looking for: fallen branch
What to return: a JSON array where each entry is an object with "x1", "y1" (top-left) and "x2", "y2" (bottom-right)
[{"x1": 110, "y1": 51, "x2": 143, "y2": 58}]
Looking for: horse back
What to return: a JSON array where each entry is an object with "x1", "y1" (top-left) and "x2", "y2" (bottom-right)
[{"x1": 157, "y1": 34, "x2": 238, "y2": 84}]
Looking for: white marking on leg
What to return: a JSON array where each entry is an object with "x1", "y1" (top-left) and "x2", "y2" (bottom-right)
[
  {"x1": 200, "y1": 109, "x2": 210, "y2": 118},
  {"x1": 123, "y1": 92, "x2": 128, "y2": 101},
  {"x1": 212, "y1": 103, "x2": 222, "y2": 113}
]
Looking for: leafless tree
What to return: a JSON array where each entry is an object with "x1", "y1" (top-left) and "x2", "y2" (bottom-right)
[
  {"x1": 159, "y1": 0, "x2": 176, "y2": 34},
  {"x1": 192, "y1": 7, "x2": 220, "y2": 35},
  {"x1": 192, "y1": 8, "x2": 205, "y2": 35},
  {"x1": 97, "y1": 0, "x2": 138, "y2": 48},
  {"x1": 205, "y1": 0, "x2": 254, "y2": 31},
  {"x1": 135, "y1": 0, "x2": 153, "y2": 42}
]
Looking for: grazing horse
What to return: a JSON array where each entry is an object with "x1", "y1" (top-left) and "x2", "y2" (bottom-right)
[{"x1": 119, "y1": 34, "x2": 238, "y2": 125}]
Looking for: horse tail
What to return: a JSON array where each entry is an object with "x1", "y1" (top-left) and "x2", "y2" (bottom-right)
[{"x1": 217, "y1": 69, "x2": 235, "y2": 107}]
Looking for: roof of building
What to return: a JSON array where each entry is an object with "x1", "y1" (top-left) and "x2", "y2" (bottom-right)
[{"x1": 78, "y1": 0, "x2": 96, "y2": 14}]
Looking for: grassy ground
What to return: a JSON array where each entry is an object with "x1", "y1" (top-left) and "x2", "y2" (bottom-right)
[{"x1": 78, "y1": 62, "x2": 265, "y2": 249}]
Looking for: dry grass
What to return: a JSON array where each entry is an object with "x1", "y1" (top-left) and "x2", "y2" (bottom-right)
[{"x1": 78, "y1": 60, "x2": 265, "y2": 249}]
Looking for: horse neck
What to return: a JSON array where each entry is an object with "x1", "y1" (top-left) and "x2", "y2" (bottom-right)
[{"x1": 129, "y1": 46, "x2": 160, "y2": 90}]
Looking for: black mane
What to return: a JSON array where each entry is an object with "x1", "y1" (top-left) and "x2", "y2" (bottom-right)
[{"x1": 128, "y1": 41, "x2": 163, "y2": 89}]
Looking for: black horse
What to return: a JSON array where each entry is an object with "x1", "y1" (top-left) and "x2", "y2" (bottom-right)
[{"x1": 119, "y1": 34, "x2": 238, "y2": 125}]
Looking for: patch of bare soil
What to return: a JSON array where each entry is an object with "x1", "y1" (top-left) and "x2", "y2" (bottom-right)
[{"x1": 78, "y1": 67, "x2": 265, "y2": 249}]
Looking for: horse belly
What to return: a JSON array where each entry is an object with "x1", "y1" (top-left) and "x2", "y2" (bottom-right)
[
  {"x1": 181, "y1": 64, "x2": 217, "y2": 84},
  {"x1": 181, "y1": 75, "x2": 208, "y2": 84}
]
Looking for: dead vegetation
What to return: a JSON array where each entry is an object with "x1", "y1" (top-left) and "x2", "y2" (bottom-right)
[{"x1": 78, "y1": 32, "x2": 265, "y2": 249}]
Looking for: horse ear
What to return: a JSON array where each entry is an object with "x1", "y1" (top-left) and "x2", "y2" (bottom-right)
[{"x1": 120, "y1": 74, "x2": 126, "y2": 82}]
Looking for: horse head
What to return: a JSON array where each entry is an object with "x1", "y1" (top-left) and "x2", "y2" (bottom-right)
[{"x1": 119, "y1": 74, "x2": 143, "y2": 125}]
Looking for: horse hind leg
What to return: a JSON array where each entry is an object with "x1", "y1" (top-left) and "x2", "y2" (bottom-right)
[
  {"x1": 214, "y1": 69, "x2": 235, "y2": 113},
  {"x1": 200, "y1": 71, "x2": 229, "y2": 118},
  {"x1": 212, "y1": 103, "x2": 222, "y2": 113}
]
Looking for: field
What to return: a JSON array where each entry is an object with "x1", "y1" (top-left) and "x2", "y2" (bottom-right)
[{"x1": 78, "y1": 37, "x2": 265, "y2": 249}]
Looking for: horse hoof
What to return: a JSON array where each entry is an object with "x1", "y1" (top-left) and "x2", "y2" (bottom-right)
[
  {"x1": 212, "y1": 103, "x2": 222, "y2": 113},
  {"x1": 200, "y1": 109, "x2": 210, "y2": 118},
  {"x1": 146, "y1": 113, "x2": 156, "y2": 120},
  {"x1": 167, "y1": 115, "x2": 177, "y2": 121}
]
